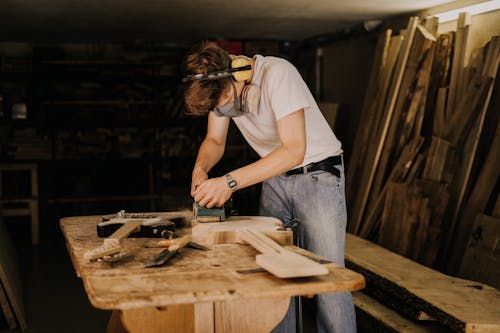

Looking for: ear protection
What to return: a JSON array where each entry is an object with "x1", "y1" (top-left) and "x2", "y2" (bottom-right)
[{"x1": 182, "y1": 57, "x2": 252, "y2": 83}]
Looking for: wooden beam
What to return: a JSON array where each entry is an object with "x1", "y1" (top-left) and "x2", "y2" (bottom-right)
[
  {"x1": 350, "y1": 17, "x2": 419, "y2": 234},
  {"x1": 346, "y1": 234, "x2": 500, "y2": 333},
  {"x1": 347, "y1": 29, "x2": 392, "y2": 218},
  {"x1": 354, "y1": 292, "x2": 448, "y2": 333},
  {"x1": 372, "y1": 24, "x2": 436, "y2": 202},
  {"x1": 446, "y1": 13, "x2": 471, "y2": 116},
  {"x1": 448, "y1": 113, "x2": 500, "y2": 273}
]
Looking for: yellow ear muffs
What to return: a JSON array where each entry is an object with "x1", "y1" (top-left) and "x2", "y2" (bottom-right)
[{"x1": 231, "y1": 57, "x2": 252, "y2": 82}]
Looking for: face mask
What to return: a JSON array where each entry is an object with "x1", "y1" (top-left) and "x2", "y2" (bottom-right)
[{"x1": 213, "y1": 81, "x2": 260, "y2": 118}]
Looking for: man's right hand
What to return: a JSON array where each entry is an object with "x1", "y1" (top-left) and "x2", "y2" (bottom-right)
[{"x1": 191, "y1": 167, "x2": 208, "y2": 196}]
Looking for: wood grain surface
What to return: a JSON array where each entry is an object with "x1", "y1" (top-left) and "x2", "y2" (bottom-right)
[
  {"x1": 60, "y1": 212, "x2": 365, "y2": 311},
  {"x1": 346, "y1": 233, "x2": 500, "y2": 333}
]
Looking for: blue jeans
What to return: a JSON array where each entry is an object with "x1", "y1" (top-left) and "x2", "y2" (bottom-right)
[{"x1": 260, "y1": 162, "x2": 356, "y2": 333}]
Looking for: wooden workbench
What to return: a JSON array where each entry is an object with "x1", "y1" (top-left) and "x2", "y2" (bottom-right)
[{"x1": 60, "y1": 211, "x2": 365, "y2": 333}]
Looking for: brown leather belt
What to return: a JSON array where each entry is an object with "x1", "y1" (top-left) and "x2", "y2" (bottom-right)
[{"x1": 285, "y1": 155, "x2": 342, "y2": 178}]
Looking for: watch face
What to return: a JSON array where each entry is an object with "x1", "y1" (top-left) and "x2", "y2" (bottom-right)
[{"x1": 225, "y1": 174, "x2": 238, "y2": 191}]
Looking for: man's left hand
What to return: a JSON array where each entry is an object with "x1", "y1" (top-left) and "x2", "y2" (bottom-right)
[{"x1": 192, "y1": 176, "x2": 232, "y2": 208}]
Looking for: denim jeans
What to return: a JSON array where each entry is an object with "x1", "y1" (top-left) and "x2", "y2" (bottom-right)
[{"x1": 260, "y1": 162, "x2": 356, "y2": 333}]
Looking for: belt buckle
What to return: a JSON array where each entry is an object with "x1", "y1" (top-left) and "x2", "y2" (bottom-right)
[{"x1": 302, "y1": 165, "x2": 310, "y2": 174}]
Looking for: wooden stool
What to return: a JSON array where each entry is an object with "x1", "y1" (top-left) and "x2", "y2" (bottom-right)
[{"x1": 0, "y1": 163, "x2": 39, "y2": 245}]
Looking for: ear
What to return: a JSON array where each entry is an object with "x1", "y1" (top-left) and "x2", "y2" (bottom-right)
[{"x1": 231, "y1": 57, "x2": 252, "y2": 82}]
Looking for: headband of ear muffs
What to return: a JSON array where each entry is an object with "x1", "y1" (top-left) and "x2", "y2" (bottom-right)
[{"x1": 182, "y1": 57, "x2": 252, "y2": 83}]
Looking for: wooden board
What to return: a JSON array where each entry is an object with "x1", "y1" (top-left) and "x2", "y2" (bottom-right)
[
  {"x1": 353, "y1": 292, "x2": 450, "y2": 333},
  {"x1": 349, "y1": 17, "x2": 419, "y2": 234},
  {"x1": 346, "y1": 233, "x2": 500, "y2": 333},
  {"x1": 60, "y1": 212, "x2": 365, "y2": 310},
  {"x1": 191, "y1": 216, "x2": 289, "y2": 246},
  {"x1": 0, "y1": 220, "x2": 28, "y2": 331},
  {"x1": 238, "y1": 229, "x2": 328, "y2": 278},
  {"x1": 372, "y1": 24, "x2": 436, "y2": 202},
  {"x1": 448, "y1": 112, "x2": 500, "y2": 272},
  {"x1": 446, "y1": 13, "x2": 471, "y2": 116}
]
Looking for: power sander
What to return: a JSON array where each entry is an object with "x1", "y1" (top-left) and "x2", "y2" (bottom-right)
[{"x1": 193, "y1": 198, "x2": 234, "y2": 222}]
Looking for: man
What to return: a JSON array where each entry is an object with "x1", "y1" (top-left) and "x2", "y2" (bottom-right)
[{"x1": 182, "y1": 42, "x2": 356, "y2": 333}]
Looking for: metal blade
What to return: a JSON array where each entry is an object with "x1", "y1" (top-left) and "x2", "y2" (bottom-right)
[
  {"x1": 144, "y1": 249, "x2": 178, "y2": 268},
  {"x1": 187, "y1": 242, "x2": 209, "y2": 251}
]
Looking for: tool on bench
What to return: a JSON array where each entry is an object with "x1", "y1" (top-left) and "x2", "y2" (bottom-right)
[
  {"x1": 145, "y1": 235, "x2": 193, "y2": 268},
  {"x1": 146, "y1": 230, "x2": 209, "y2": 251},
  {"x1": 85, "y1": 219, "x2": 143, "y2": 262},
  {"x1": 97, "y1": 210, "x2": 183, "y2": 238},
  {"x1": 193, "y1": 198, "x2": 234, "y2": 222},
  {"x1": 193, "y1": 202, "x2": 225, "y2": 222}
]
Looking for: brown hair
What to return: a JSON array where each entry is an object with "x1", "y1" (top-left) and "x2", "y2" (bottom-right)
[{"x1": 182, "y1": 42, "x2": 232, "y2": 116}]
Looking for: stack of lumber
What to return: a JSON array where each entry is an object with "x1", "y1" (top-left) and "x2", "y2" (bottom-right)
[
  {"x1": 346, "y1": 234, "x2": 500, "y2": 333},
  {"x1": 346, "y1": 14, "x2": 499, "y2": 277}
]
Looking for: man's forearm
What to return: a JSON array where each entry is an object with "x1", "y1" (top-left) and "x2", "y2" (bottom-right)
[{"x1": 194, "y1": 137, "x2": 225, "y2": 173}]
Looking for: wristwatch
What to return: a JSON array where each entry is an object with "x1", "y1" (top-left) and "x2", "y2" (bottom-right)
[{"x1": 224, "y1": 173, "x2": 238, "y2": 192}]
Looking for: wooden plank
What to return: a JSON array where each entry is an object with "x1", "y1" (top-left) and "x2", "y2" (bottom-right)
[
  {"x1": 432, "y1": 88, "x2": 447, "y2": 137},
  {"x1": 426, "y1": 32, "x2": 453, "y2": 138},
  {"x1": 360, "y1": 137, "x2": 423, "y2": 238},
  {"x1": 378, "y1": 182, "x2": 407, "y2": 254},
  {"x1": 372, "y1": 24, "x2": 436, "y2": 202},
  {"x1": 347, "y1": 29, "x2": 392, "y2": 211},
  {"x1": 414, "y1": 180, "x2": 449, "y2": 267},
  {"x1": 378, "y1": 183, "x2": 426, "y2": 258},
  {"x1": 459, "y1": 214, "x2": 500, "y2": 290},
  {"x1": 421, "y1": 136, "x2": 453, "y2": 182},
  {"x1": 239, "y1": 229, "x2": 329, "y2": 278},
  {"x1": 346, "y1": 233, "x2": 500, "y2": 333},
  {"x1": 449, "y1": 37, "x2": 500, "y2": 215},
  {"x1": 445, "y1": 74, "x2": 494, "y2": 146},
  {"x1": 354, "y1": 292, "x2": 449, "y2": 333},
  {"x1": 348, "y1": 33, "x2": 404, "y2": 232},
  {"x1": 350, "y1": 17, "x2": 419, "y2": 234},
  {"x1": 0, "y1": 220, "x2": 28, "y2": 331},
  {"x1": 448, "y1": 114, "x2": 500, "y2": 273},
  {"x1": 446, "y1": 13, "x2": 471, "y2": 116},
  {"x1": 396, "y1": 41, "x2": 435, "y2": 158}
]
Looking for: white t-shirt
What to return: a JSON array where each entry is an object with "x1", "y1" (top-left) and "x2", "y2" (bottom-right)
[{"x1": 232, "y1": 55, "x2": 342, "y2": 167}]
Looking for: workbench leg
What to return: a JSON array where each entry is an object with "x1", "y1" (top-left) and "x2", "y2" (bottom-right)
[
  {"x1": 110, "y1": 297, "x2": 290, "y2": 333},
  {"x1": 214, "y1": 297, "x2": 290, "y2": 333},
  {"x1": 120, "y1": 304, "x2": 195, "y2": 333},
  {"x1": 108, "y1": 311, "x2": 128, "y2": 333}
]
